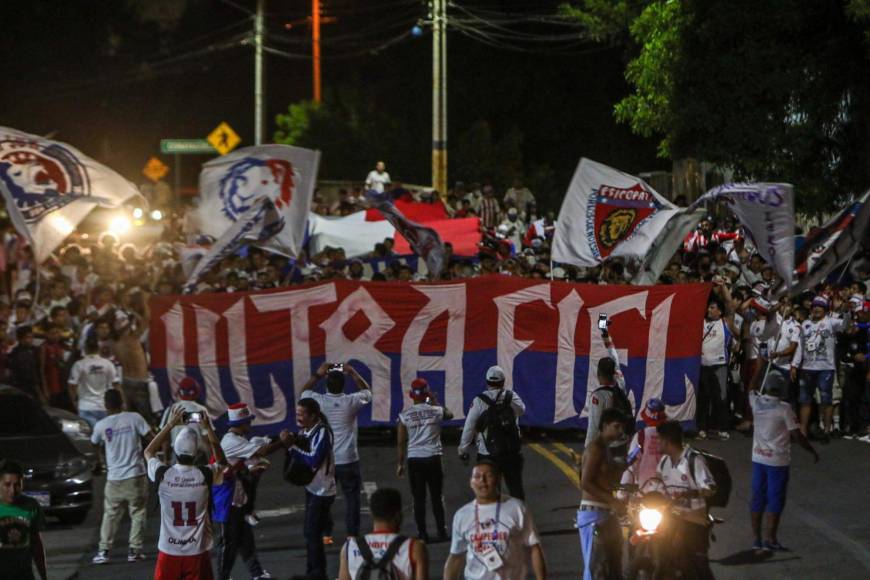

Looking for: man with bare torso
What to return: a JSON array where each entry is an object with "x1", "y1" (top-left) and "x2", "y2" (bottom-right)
[{"x1": 112, "y1": 310, "x2": 152, "y2": 423}]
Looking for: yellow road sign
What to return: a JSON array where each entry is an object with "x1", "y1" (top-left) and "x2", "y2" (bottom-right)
[
  {"x1": 142, "y1": 156, "x2": 169, "y2": 182},
  {"x1": 207, "y1": 122, "x2": 241, "y2": 155}
]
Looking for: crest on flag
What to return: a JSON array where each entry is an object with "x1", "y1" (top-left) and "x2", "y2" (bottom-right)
[
  {"x1": 588, "y1": 182, "x2": 663, "y2": 260},
  {"x1": 218, "y1": 157, "x2": 296, "y2": 221},
  {"x1": 0, "y1": 137, "x2": 90, "y2": 222}
]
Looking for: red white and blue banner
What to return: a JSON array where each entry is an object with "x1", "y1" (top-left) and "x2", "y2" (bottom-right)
[
  {"x1": 792, "y1": 190, "x2": 870, "y2": 293},
  {"x1": 150, "y1": 277, "x2": 710, "y2": 434},
  {"x1": 0, "y1": 126, "x2": 140, "y2": 262}
]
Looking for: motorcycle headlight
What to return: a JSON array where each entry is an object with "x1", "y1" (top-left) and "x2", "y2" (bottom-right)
[
  {"x1": 639, "y1": 507, "x2": 663, "y2": 532},
  {"x1": 54, "y1": 456, "x2": 91, "y2": 479}
]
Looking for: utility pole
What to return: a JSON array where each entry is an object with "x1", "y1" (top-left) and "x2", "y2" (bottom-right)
[
  {"x1": 254, "y1": 0, "x2": 265, "y2": 145},
  {"x1": 431, "y1": 0, "x2": 447, "y2": 195},
  {"x1": 312, "y1": 0, "x2": 322, "y2": 103}
]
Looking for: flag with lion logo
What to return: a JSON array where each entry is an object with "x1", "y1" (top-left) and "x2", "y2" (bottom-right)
[{"x1": 552, "y1": 158, "x2": 702, "y2": 274}]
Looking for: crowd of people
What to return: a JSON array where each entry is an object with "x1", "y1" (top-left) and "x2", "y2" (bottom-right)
[{"x1": 0, "y1": 164, "x2": 868, "y2": 580}]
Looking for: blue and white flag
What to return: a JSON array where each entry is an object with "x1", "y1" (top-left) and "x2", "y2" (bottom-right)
[
  {"x1": 196, "y1": 144, "x2": 320, "y2": 258},
  {"x1": 0, "y1": 126, "x2": 140, "y2": 262},
  {"x1": 184, "y1": 197, "x2": 285, "y2": 292},
  {"x1": 691, "y1": 183, "x2": 794, "y2": 287},
  {"x1": 364, "y1": 189, "x2": 446, "y2": 278}
]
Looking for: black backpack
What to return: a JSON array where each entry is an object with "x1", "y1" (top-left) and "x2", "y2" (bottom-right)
[
  {"x1": 687, "y1": 447, "x2": 732, "y2": 508},
  {"x1": 594, "y1": 385, "x2": 636, "y2": 437},
  {"x1": 353, "y1": 535, "x2": 407, "y2": 580},
  {"x1": 475, "y1": 390, "x2": 522, "y2": 457},
  {"x1": 283, "y1": 424, "x2": 333, "y2": 486}
]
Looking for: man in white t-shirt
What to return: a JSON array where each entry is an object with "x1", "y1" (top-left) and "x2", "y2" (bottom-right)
[
  {"x1": 144, "y1": 406, "x2": 227, "y2": 580},
  {"x1": 797, "y1": 296, "x2": 849, "y2": 441},
  {"x1": 397, "y1": 378, "x2": 454, "y2": 542},
  {"x1": 444, "y1": 461, "x2": 545, "y2": 580},
  {"x1": 339, "y1": 488, "x2": 427, "y2": 580},
  {"x1": 91, "y1": 389, "x2": 155, "y2": 565},
  {"x1": 365, "y1": 161, "x2": 391, "y2": 193},
  {"x1": 749, "y1": 373, "x2": 819, "y2": 552},
  {"x1": 69, "y1": 336, "x2": 121, "y2": 427},
  {"x1": 300, "y1": 362, "x2": 371, "y2": 540},
  {"x1": 699, "y1": 297, "x2": 737, "y2": 440},
  {"x1": 751, "y1": 304, "x2": 801, "y2": 405}
]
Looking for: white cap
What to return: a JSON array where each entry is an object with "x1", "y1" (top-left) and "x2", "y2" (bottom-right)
[
  {"x1": 173, "y1": 427, "x2": 199, "y2": 457},
  {"x1": 485, "y1": 365, "x2": 505, "y2": 383}
]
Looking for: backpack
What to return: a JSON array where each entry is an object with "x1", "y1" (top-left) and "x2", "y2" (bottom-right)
[
  {"x1": 687, "y1": 447, "x2": 732, "y2": 508},
  {"x1": 594, "y1": 385, "x2": 636, "y2": 437},
  {"x1": 353, "y1": 535, "x2": 407, "y2": 580},
  {"x1": 283, "y1": 424, "x2": 333, "y2": 486},
  {"x1": 475, "y1": 390, "x2": 522, "y2": 457}
]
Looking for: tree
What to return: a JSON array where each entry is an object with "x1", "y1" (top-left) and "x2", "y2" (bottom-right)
[{"x1": 563, "y1": 0, "x2": 870, "y2": 213}]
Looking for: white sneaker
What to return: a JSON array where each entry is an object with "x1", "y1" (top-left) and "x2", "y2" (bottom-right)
[
  {"x1": 128, "y1": 548, "x2": 146, "y2": 562},
  {"x1": 253, "y1": 571, "x2": 273, "y2": 579},
  {"x1": 245, "y1": 514, "x2": 260, "y2": 527},
  {"x1": 92, "y1": 550, "x2": 109, "y2": 565},
  {"x1": 717, "y1": 431, "x2": 731, "y2": 441},
  {"x1": 697, "y1": 430, "x2": 707, "y2": 440}
]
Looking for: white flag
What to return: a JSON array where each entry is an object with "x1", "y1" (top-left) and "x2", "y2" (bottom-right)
[
  {"x1": 0, "y1": 126, "x2": 139, "y2": 262},
  {"x1": 196, "y1": 144, "x2": 320, "y2": 258},
  {"x1": 552, "y1": 158, "x2": 693, "y2": 268},
  {"x1": 692, "y1": 183, "x2": 794, "y2": 287}
]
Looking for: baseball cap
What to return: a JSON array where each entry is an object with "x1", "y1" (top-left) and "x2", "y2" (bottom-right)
[
  {"x1": 409, "y1": 378, "x2": 429, "y2": 401},
  {"x1": 173, "y1": 427, "x2": 199, "y2": 457},
  {"x1": 228, "y1": 402, "x2": 254, "y2": 426},
  {"x1": 640, "y1": 398, "x2": 666, "y2": 426},
  {"x1": 178, "y1": 377, "x2": 200, "y2": 401},
  {"x1": 811, "y1": 296, "x2": 830, "y2": 310},
  {"x1": 485, "y1": 365, "x2": 505, "y2": 384}
]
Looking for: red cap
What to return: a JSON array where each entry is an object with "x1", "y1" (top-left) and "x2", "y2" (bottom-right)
[
  {"x1": 178, "y1": 377, "x2": 200, "y2": 400},
  {"x1": 409, "y1": 378, "x2": 428, "y2": 401}
]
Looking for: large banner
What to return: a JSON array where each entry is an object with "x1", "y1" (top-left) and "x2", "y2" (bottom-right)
[{"x1": 149, "y1": 277, "x2": 710, "y2": 434}]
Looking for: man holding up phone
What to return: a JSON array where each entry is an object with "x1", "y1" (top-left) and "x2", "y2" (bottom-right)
[
  {"x1": 584, "y1": 314, "x2": 630, "y2": 452},
  {"x1": 300, "y1": 362, "x2": 372, "y2": 540}
]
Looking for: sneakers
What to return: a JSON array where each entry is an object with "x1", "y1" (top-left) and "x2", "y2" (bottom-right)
[
  {"x1": 696, "y1": 430, "x2": 707, "y2": 440},
  {"x1": 245, "y1": 513, "x2": 260, "y2": 527},
  {"x1": 253, "y1": 571, "x2": 273, "y2": 579},
  {"x1": 322, "y1": 535, "x2": 335, "y2": 546},
  {"x1": 763, "y1": 541, "x2": 789, "y2": 552},
  {"x1": 717, "y1": 431, "x2": 731, "y2": 441},
  {"x1": 127, "y1": 549, "x2": 146, "y2": 562},
  {"x1": 751, "y1": 540, "x2": 768, "y2": 552},
  {"x1": 92, "y1": 550, "x2": 109, "y2": 565}
]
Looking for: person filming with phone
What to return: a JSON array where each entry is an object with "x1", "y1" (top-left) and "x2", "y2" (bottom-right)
[
  {"x1": 584, "y1": 313, "x2": 632, "y2": 458},
  {"x1": 300, "y1": 361, "x2": 372, "y2": 541}
]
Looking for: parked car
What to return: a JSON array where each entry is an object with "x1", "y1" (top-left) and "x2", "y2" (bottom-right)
[
  {"x1": 0, "y1": 386, "x2": 93, "y2": 525},
  {"x1": 44, "y1": 406, "x2": 99, "y2": 466}
]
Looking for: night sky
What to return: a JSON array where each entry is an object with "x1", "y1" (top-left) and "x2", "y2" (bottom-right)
[{"x1": 0, "y1": 0, "x2": 665, "y2": 205}]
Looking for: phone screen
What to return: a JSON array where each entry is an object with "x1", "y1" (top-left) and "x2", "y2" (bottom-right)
[
  {"x1": 598, "y1": 313, "x2": 608, "y2": 330},
  {"x1": 185, "y1": 412, "x2": 202, "y2": 423},
  {"x1": 329, "y1": 363, "x2": 344, "y2": 373}
]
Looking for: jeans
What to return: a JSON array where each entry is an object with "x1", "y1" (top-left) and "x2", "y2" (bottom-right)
[
  {"x1": 98, "y1": 475, "x2": 148, "y2": 551},
  {"x1": 478, "y1": 453, "x2": 525, "y2": 500},
  {"x1": 216, "y1": 506, "x2": 264, "y2": 580},
  {"x1": 698, "y1": 365, "x2": 728, "y2": 431},
  {"x1": 304, "y1": 491, "x2": 335, "y2": 580},
  {"x1": 79, "y1": 409, "x2": 107, "y2": 428},
  {"x1": 407, "y1": 455, "x2": 447, "y2": 537},
  {"x1": 334, "y1": 461, "x2": 362, "y2": 536}
]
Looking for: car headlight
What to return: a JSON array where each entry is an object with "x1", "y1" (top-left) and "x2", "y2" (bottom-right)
[
  {"x1": 54, "y1": 456, "x2": 91, "y2": 479},
  {"x1": 639, "y1": 508, "x2": 663, "y2": 532},
  {"x1": 57, "y1": 418, "x2": 92, "y2": 440}
]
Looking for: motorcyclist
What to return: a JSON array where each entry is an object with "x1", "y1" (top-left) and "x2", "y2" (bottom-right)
[
  {"x1": 618, "y1": 398, "x2": 668, "y2": 497},
  {"x1": 654, "y1": 421, "x2": 716, "y2": 580}
]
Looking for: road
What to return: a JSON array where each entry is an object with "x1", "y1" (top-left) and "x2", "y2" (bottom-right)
[{"x1": 43, "y1": 430, "x2": 870, "y2": 579}]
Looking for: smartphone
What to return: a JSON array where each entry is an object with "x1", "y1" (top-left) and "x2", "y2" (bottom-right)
[
  {"x1": 328, "y1": 363, "x2": 344, "y2": 373},
  {"x1": 597, "y1": 313, "x2": 609, "y2": 331},
  {"x1": 184, "y1": 411, "x2": 203, "y2": 423}
]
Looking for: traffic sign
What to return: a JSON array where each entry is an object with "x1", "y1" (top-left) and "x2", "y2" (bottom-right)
[
  {"x1": 207, "y1": 122, "x2": 241, "y2": 156},
  {"x1": 160, "y1": 139, "x2": 215, "y2": 154},
  {"x1": 142, "y1": 156, "x2": 169, "y2": 182}
]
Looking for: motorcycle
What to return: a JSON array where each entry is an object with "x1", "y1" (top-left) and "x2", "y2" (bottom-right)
[{"x1": 615, "y1": 480, "x2": 721, "y2": 580}]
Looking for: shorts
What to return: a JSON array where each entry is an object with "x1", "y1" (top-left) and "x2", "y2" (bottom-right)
[
  {"x1": 154, "y1": 550, "x2": 213, "y2": 580},
  {"x1": 750, "y1": 462, "x2": 790, "y2": 514},
  {"x1": 799, "y1": 369, "x2": 834, "y2": 405}
]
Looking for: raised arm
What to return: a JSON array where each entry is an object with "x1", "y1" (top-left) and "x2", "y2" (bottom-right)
[
  {"x1": 145, "y1": 406, "x2": 183, "y2": 461},
  {"x1": 300, "y1": 362, "x2": 329, "y2": 393},
  {"x1": 346, "y1": 363, "x2": 370, "y2": 391},
  {"x1": 202, "y1": 414, "x2": 227, "y2": 467}
]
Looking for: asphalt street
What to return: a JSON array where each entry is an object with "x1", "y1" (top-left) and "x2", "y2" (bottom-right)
[{"x1": 42, "y1": 430, "x2": 870, "y2": 579}]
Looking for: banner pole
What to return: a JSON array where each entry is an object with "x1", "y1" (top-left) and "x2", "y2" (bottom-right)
[{"x1": 549, "y1": 259, "x2": 554, "y2": 281}]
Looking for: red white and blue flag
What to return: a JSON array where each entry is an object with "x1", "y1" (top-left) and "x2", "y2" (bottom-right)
[
  {"x1": 149, "y1": 277, "x2": 710, "y2": 433},
  {"x1": 793, "y1": 190, "x2": 870, "y2": 293}
]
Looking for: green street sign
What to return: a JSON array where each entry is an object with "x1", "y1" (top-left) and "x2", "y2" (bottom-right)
[{"x1": 160, "y1": 139, "x2": 215, "y2": 154}]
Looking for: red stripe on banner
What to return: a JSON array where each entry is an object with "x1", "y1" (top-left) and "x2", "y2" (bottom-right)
[
  {"x1": 365, "y1": 199, "x2": 448, "y2": 222},
  {"x1": 391, "y1": 217, "x2": 482, "y2": 257}
]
